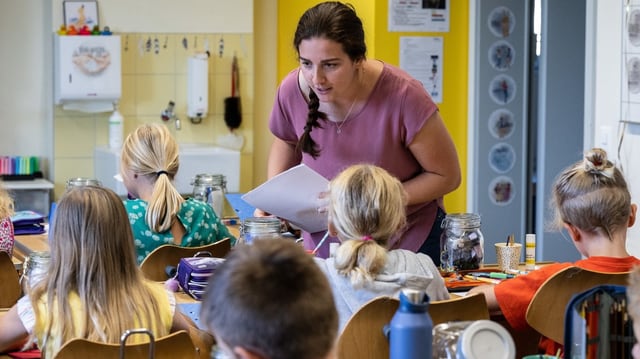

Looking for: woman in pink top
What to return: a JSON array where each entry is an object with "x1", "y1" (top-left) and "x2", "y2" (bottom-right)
[{"x1": 260, "y1": 1, "x2": 461, "y2": 262}]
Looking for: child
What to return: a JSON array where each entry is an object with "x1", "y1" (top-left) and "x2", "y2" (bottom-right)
[
  {"x1": 0, "y1": 182, "x2": 14, "y2": 256},
  {"x1": 470, "y1": 148, "x2": 640, "y2": 355},
  {"x1": 200, "y1": 238, "x2": 338, "y2": 359},
  {"x1": 0, "y1": 186, "x2": 212, "y2": 357},
  {"x1": 315, "y1": 164, "x2": 449, "y2": 330},
  {"x1": 120, "y1": 123, "x2": 235, "y2": 264}
]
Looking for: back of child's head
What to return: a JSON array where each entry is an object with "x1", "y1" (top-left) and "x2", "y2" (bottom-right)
[
  {"x1": 551, "y1": 148, "x2": 631, "y2": 239},
  {"x1": 48, "y1": 185, "x2": 140, "y2": 288},
  {"x1": 201, "y1": 238, "x2": 338, "y2": 359},
  {"x1": 328, "y1": 164, "x2": 407, "y2": 287},
  {"x1": 120, "y1": 123, "x2": 182, "y2": 232}
]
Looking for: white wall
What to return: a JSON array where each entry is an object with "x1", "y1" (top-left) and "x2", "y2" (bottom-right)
[
  {"x1": 590, "y1": 1, "x2": 640, "y2": 256},
  {"x1": 0, "y1": 2, "x2": 53, "y2": 174},
  {"x1": 52, "y1": 0, "x2": 253, "y2": 33}
]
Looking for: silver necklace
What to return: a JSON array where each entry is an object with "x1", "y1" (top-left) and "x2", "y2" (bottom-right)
[{"x1": 335, "y1": 98, "x2": 357, "y2": 134}]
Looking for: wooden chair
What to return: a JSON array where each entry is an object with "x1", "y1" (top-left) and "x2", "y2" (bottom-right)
[
  {"x1": 54, "y1": 329, "x2": 200, "y2": 359},
  {"x1": 0, "y1": 251, "x2": 21, "y2": 308},
  {"x1": 429, "y1": 292, "x2": 490, "y2": 325},
  {"x1": 526, "y1": 266, "x2": 631, "y2": 345},
  {"x1": 336, "y1": 293, "x2": 490, "y2": 359},
  {"x1": 139, "y1": 238, "x2": 231, "y2": 281},
  {"x1": 337, "y1": 296, "x2": 398, "y2": 359}
]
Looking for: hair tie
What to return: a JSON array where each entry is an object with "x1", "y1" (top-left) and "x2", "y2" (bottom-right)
[
  {"x1": 156, "y1": 170, "x2": 169, "y2": 177},
  {"x1": 362, "y1": 235, "x2": 373, "y2": 241}
]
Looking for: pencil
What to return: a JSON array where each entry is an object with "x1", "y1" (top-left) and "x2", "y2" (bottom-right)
[
  {"x1": 463, "y1": 275, "x2": 501, "y2": 285},
  {"x1": 312, "y1": 230, "x2": 330, "y2": 255}
]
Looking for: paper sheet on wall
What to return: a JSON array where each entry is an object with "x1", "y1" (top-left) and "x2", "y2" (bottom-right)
[
  {"x1": 388, "y1": 0, "x2": 450, "y2": 32},
  {"x1": 400, "y1": 36, "x2": 443, "y2": 103},
  {"x1": 241, "y1": 164, "x2": 328, "y2": 233}
]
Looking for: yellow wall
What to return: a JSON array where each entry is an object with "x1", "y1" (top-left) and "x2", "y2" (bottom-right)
[{"x1": 276, "y1": 1, "x2": 468, "y2": 212}]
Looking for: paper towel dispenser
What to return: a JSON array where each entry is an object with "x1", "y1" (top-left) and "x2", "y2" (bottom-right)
[{"x1": 54, "y1": 35, "x2": 121, "y2": 109}]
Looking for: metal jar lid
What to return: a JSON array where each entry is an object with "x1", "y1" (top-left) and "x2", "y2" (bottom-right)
[
  {"x1": 191, "y1": 173, "x2": 226, "y2": 188},
  {"x1": 66, "y1": 177, "x2": 102, "y2": 189}
]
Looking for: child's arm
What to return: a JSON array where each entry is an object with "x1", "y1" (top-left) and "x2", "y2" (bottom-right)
[
  {"x1": 0, "y1": 305, "x2": 29, "y2": 354},
  {"x1": 469, "y1": 284, "x2": 500, "y2": 313},
  {"x1": 171, "y1": 310, "x2": 215, "y2": 358}
]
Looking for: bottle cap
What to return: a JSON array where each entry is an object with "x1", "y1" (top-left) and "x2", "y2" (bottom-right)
[{"x1": 457, "y1": 320, "x2": 515, "y2": 359}]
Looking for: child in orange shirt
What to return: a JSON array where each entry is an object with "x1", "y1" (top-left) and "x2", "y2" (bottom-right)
[{"x1": 470, "y1": 148, "x2": 640, "y2": 355}]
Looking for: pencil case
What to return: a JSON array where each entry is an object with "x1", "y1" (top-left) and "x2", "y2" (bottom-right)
[{"x1": 176, "y1": 253, "x2": 225, "y2": 300}]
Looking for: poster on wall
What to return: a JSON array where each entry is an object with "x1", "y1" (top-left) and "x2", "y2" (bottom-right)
[
  {"x1": 399, "y1": 36, "x2": 443, "y2": 103},
  {"x1": 388, "y1": 0, "x2": 449, "y2": 32},
  {"x1": 622, "y1": 2, "x2": 640, "y2": 123}
]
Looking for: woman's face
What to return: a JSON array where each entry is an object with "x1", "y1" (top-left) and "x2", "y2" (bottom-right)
[{"x1": 298, "y1": 37, "x2": 359, "y2": 104}]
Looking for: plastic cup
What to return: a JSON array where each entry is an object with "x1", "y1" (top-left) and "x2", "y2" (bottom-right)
[{"x1": 495, "y1": 242, "x2": 522, "y2": 272}]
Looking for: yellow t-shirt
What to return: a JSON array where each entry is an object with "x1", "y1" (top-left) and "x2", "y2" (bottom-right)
[{"x1": 26, "y1": 281, "x2": 174, "y2": 357}]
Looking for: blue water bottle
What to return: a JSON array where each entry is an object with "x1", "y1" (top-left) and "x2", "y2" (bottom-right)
[{"x1": 389, "y1": 288, "x2": 433, "y2": 359}]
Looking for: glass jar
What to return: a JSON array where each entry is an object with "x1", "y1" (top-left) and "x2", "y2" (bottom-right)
[
  {"x1": 439, "y1": 213, "x2": 484, "y2": 272},
  {"x1": 66, "y1": 177, "x2": 102, "y2": 189},
  {"x1": 238, "y1": 217, "x2": 282, "y2": 245},
  {"x1": 20, "y1": 251, "x2": 50, "y2": 294},
  {"x1": 432, "y1": 321, "x2": 473, "y2": 359},
  {"x1": 191, "y1": 173, "x2": 227, "y2": 217}
]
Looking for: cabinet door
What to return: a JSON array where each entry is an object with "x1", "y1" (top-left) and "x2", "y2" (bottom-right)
[{"x1": 55, "y1": 35, "x2": 121, "y2": 102}]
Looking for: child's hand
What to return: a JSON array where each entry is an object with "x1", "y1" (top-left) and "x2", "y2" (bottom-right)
[
  {"x1": 317, "y1": 191, "x2": 329, "y2": 214},
  {"x1": 253, "y1": 208, "x2": 272, "y2": 217}
]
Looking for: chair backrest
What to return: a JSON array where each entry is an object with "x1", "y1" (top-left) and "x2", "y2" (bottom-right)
[
  {"x1": 526, "y1": 266, "x2": 631, "y2": 345},
  {"x1": 429, "y1": 292, "x2": 490, "y2": 325},
  {"x1": 54, "y1": 330, "x2": 199, "y2": 359},
  {"x1": 336, "y1": 292, "x2": 490, "y2": 359},
  {"x1": 0, "y1": 251, "x2": 21, "y2": 308},
  {"x1": 139, "y1": 238, "x2": 231, "y2": 281},
  {"x1": 337, "y1": 296, "x2": 398, "y2": 359}
]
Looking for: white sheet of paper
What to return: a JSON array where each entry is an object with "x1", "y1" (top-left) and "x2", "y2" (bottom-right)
[{"x1": 241, "y1": 164, "x2": 328, "y2": 233}]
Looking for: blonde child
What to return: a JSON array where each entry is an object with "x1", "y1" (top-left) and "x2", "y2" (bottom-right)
[
  {"x1": 315, "y1": 164, "x2": 449, "y2": 330},
  {"x1": 0, "y1": 186, "x2": 212, "y2": 357},
  {"x1": 470, "y1": 148, "x2": 640, "y2": 355},
  {"x1": 120, "y1": 123, "x2": 235, "y2": 264}
]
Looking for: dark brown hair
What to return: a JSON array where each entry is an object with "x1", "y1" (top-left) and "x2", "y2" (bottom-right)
[{"x1": 293, "y1": 1, "x2": 366, "y2": 158}]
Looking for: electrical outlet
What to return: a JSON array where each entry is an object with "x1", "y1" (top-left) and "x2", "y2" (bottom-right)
[{"x1": 598, "y1": 125, "x2": 613, "y2": 155}]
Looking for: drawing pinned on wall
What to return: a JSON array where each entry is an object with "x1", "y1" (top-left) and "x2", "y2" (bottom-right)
[
  {"x1": 622, "y1": 3, "x2": 640, "y2": 123},
  {"x1": 488, "y1": 109, "x2": 515, "y2": 140},
  {"x1": 627, "y1": 8, "x2": 640, "y2": 47},
  {"x1": 489, "y1": 74, "x2": 516, "y2": 105},
  {"x1": 488, "y1": 6, "x2": 515, "y2": 38},
  {"x1": 489, "y1": 176, "x2": 514, "y2": 206},
  {"x1": 488, "y1": 142, "x2": 516, "y2": 174},
  {"x1": 488, "y1": 40, "x2": 515, "y2": 71},
  {"x1": 399, "y1": 36, "x2": 443, "y2": 103},
  {"x1": 628, "y1": 57, "x2": 640, "y2": 96},
  {"x1": 63, "y1": 1, "x2": 98, "y2": 30}
]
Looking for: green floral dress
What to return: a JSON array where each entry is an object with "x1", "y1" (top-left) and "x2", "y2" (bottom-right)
[{"x1": 124, "y1": 198, "x2": 235, "y2": 264}]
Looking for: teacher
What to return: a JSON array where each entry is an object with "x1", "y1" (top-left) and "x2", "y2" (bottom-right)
[{"x1": 260, "y1": 1, "x2": 460, "y2": 263}]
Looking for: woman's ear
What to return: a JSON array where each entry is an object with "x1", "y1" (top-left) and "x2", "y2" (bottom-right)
[{"x1": 629, "y1": 204, "x2": 637, "y2": 228}]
